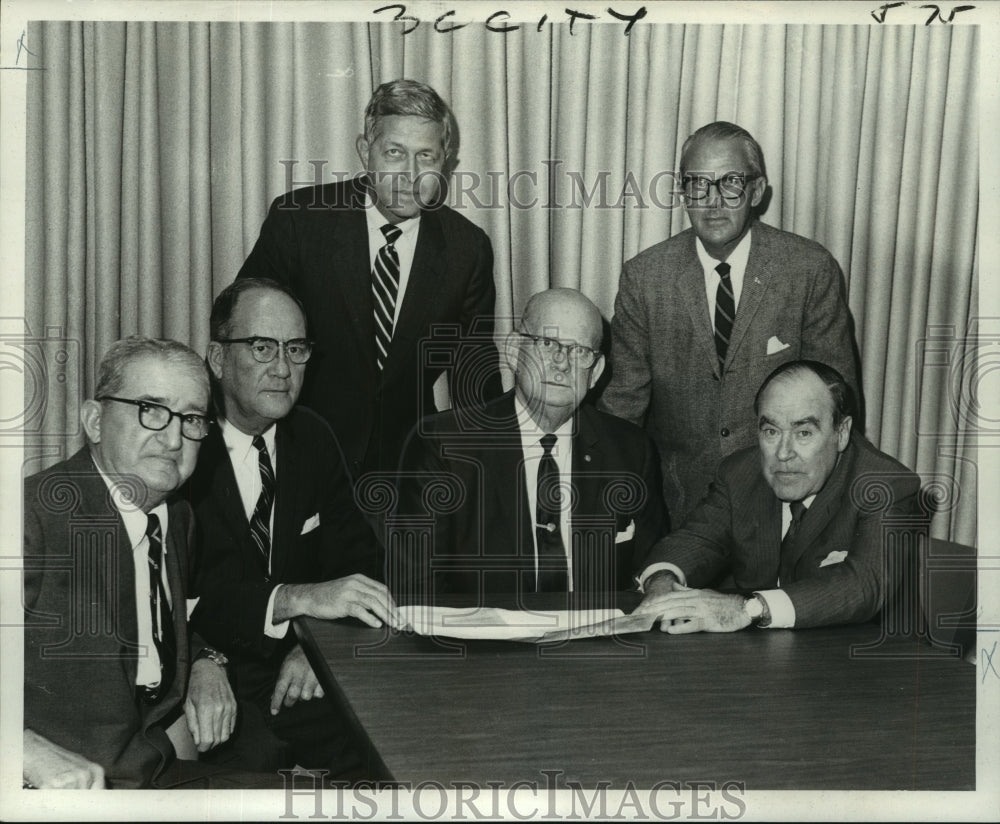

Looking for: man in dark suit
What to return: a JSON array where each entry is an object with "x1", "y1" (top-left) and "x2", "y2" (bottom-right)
[
  {"x1": 23, "y1": 338, "x2": 245, "y2": 788},
  {"x1": 599, "y1": 121, "x2": 858, "y2": 527},
  {"x1": 634, "y1": 361, "x2": 923, "y2": 632},
  {"x1": 393, "y1": 288, "x2": 667, "y2": 604},
  {"x1": 189, "y1": 278, "x2": 398, "y2": 774},
  {"x1": 237, "y1": 78, "x2": 502, "y2": 483}
]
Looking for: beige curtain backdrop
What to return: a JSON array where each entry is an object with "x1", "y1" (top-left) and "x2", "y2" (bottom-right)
[{"x1": 25, "y1": 21, "x2": 979, "y2": 545}]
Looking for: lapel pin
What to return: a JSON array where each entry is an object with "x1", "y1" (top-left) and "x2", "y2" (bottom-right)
[
  {"x1": 584, "y1": 454, "x2": 591, "y2": 462},
  {"x1": 754, "y1": 277, "x2": 761, "y2": 285}
]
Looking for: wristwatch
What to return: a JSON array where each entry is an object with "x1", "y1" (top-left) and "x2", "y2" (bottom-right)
[
  {"x1": 194, "y1": 646, "x2": 230, "y2": 668},
  {"x1": 743, "y1": 594, "x2": 768, "y2": 627}
]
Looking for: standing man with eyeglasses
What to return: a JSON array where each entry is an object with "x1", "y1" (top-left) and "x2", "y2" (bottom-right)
[
  {"x1": 187, "y1": 278, "x2": 399, "y2": 779},
  {"x1": 392, "y1": 288, "x2": 666, "y2": 604},
  {"x1": 22, "y1": 337, "x2": 263, "y2": 788},
  {"x1": 598, "y1": 121, "x2": 858, "y2": 528},
  {"x1": 237, "y1": 79, "x2": 502, "y2": 488}
]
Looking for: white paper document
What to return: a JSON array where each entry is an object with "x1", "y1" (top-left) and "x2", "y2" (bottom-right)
[{"x1": 399, "y1": 605, "x2": 657, "y2": 643}]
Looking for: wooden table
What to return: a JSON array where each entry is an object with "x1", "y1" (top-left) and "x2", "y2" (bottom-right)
[{"x1": 297, "y1": 608, "x2": 975, "y2": 791}]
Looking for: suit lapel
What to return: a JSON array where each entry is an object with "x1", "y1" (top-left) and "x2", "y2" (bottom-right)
[
  {"x1": 725, "y1": 223, "x2": 771, "y2": 367},
  {"x1": 748, "y1": 472, "x2": 782, "y2": 584},
  {"x1": 385, "y1": 209, "x2": 447, "y2": 379},
  {"x1": 569, "y1": 409, "x2": 602, "y2": 592},
  {"x1": 677, "y1": 232, "x2": 720, "y2": 371},
  {"x1": 330, "y1": 179, "x2": 378, "y2": 377},
  {"x1": 271, "y1": 421, "x2": 299, "y2": 582},
  {"x1": 781, "y1": 439, "x2": 858, "y2": 577}
]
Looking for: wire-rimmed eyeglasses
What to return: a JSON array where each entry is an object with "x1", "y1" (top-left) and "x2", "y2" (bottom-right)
[
  {"x1": 516, "y1": 332, "x2": 601, "y2": 368},
  {"x1": 96, "y1": 396, "x2": 213, "y2": 441}
]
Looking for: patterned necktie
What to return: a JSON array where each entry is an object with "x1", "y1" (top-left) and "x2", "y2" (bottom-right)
[
  {"x1": 138, "y1": 513, "x2": 175, "y2": 704},
  {"x1": 373, "y1": 223, "x2": 403, "y2": 370},
  {"x1": 779, "y1": 500, "x2": 807, "y2": 584},
  {"x1": 249, "y1": 435, "x2": 276, "y2": 580},
  {"x1": 713, "y1": 261, "x2": 735, "y2": 370},
  {"x1": 535, "y1": 434, "x2": 568, "y2": 592}
]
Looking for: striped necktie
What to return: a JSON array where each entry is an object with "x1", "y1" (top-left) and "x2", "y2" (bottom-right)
[
  {"x1": 250, "y1": 434, "x2": 275, "y2": 580},
  {"x1": 137, "y1": 513, "x2": 175, "y2": 704},
  {"x1": 713, "y1": 261, "x2": 735, "y2": 371},
  {"x1": 535, "y1": 433, "x2": 568, "y2": 592},
  {"x1": 373, "y1": 223, "x2": 403, "y2": 370}
]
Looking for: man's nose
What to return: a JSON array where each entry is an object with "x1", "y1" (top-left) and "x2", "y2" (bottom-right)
[
  {"x1": 156, "y1": 416, "x2": 184, "y2": 450},
  {"x1": 549, "y1": 345, "x2": 572, "y2": 371},
  {"x1": 269, "y1": 346, "x2": 292, "y2": 377},
  {"x1": 776, "y1": 433, "x2": 796, "y2": 461}
]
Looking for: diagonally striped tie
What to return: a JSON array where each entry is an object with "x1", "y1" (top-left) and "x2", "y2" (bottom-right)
[
  {"x1": 713, "y1": 261, "x2": 735, "y2": 371},
  {"x1": 249, "y1": 434, "x2": 275, "y2": 580},
  {"x1": 372, "y1": 223, "x2": 403, "y2": 371}
]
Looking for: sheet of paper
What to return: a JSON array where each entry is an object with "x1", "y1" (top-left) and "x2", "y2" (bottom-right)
[{"x1": 398, "y1": 605, "x2": 656, "y2": 642}]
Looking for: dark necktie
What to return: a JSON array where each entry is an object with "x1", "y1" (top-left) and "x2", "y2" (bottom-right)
[
  {"x1": 535, "y1": 434, "x2": 568, "y2": 592},
  {"x1": 779, "y1": 500, "x2": 807, "y2": 584},
  {"x1": 249, "y1": 434, "x2": 275, "y2": 581},
  {"x1": 138, "y1": 513, "x2": 175, "y2": 705},
  {"x1": 713, "y1": 261, "x2": 735, "y2": 370},
  {"x1": 373, "y1": 223, "x2": 403, "y2": 371}
]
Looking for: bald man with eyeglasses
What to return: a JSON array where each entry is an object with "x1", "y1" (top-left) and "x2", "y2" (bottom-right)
[
  {"x1": 391, "y1": 288, "x2": 667, "y2": 605},
  {"x1": 599, "y1": 121, "x2": 859, "y2": 530},
  {"x1": 186, "y1": 277, "x2": 400, "y2": 779}
]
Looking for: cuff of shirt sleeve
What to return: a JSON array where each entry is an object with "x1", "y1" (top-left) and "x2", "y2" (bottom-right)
[
  {"x1": 637, "y1": 562, "x2": 688, "y2": 592},
  {"x1": 264, "y1": 584, "x2": 290, "y2": 639},
  {"x1": 755, "y1": 589, "x2": 795, "y2": 628}
]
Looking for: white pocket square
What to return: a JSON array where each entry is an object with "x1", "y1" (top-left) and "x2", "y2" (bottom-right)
[
  {"x1": 615, "y1": 520, "x2": 636, "y2": 544},
  {"x1": 819, "y1": 550, "x2": 848, "y2": 568},
  {"x1": 766, "y1": 335, "x2": 791, "y2": 355},
  {"x1": 300, "y1": 513, "x2": 321, "y2": 535}
]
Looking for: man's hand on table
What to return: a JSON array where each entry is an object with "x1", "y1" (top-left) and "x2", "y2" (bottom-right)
[
  {"x1": 23, "y1": 728, "x2": 105, "y2": 789},
  {"x1": 185, "y1": 656, "x2": 237, "y2": 752},
  {"x1": 270, "y1": 643, "x2": 324, "y2": 715},
  {"x1": 273, "y1": 574, "x2": 402, "y2": 629},
  {"x1": 637, "y1": 585, "x2": 751, "y2": 634}
]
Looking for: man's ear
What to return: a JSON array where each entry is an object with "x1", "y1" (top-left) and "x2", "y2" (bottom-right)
[
  {"x1": 588, "y1": 354, "x2": 606, "y2": 390},
  {"x1": 206, "y1": 342, "x2": 225, "y2": 381},
  {"x1": 750, "y1": 175, "x2": 767, "y2": 208},
  {"x1": 836, "y1": 415, "x2": 853, "y2": 452},
  {"x1": 356, "y1": 134, "x2": 370, "y2": 169},
  {"x1": 80, "y1": 399, "x2": 103, "y2": 445}
]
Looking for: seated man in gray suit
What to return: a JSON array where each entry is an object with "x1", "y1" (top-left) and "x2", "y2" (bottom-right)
[
  {"x1": 599, "y1": 121, "x2": 858, "y2": 528},
  {"x1": 392, "y1": 288, "x2": 666, "y2": 605},
  {"x1": 635, "y1": 361, "x2": 923, "y2": 631},
  {"x1": 23, "y1": 338, "x2": 262, "y2": 788}
]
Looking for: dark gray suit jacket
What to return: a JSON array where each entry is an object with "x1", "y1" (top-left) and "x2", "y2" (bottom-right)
[
  {"x1": 599, "y1": 221, "x2": 858, "y2": 526},
  {"x1": 641, "y1": 433, "x2": 924, "y2": 628}
]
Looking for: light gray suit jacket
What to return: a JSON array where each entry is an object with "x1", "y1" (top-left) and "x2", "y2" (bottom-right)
[{"x1": 598, "y1": 221, "x2": 858, "y2": 526}]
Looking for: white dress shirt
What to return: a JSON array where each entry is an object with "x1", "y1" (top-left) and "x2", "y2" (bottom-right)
[
  {"x1": 514, "y1": 395, "x2": 575, "y2": 591},
  {"x1": 364, "y1": 196, "x2": 420, "y2": 327},
  {"x1": 98, "y1": 466, "x2": 171, "y2": 687},
  {"x1": 696, "y1": 228, "x2": 753, "y2": 327},
  {"x1": 218, "y1": 419, "x2": 289, "y2": 639}
]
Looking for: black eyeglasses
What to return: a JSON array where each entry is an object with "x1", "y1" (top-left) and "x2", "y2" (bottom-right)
[
  {"x1": 216, "y1": 337, "x2": 314, "y2": 364},
  {"x1": 96, "y1": 397, "x2": 213, "y2": 441},
  {"x1": 516, "y1": 332, "x2": 601, "y2": 368},
  {"x1": 682, "y1": 172, "x2": 760, "y2": 202}
]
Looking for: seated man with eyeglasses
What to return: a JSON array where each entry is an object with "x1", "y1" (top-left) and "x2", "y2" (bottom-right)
[
  {"x1": 599, "y1": 121, "x2": 859, "y2": 531},
  {"x1": 187, "y1": 278, "x2": 400, "y2": 779},
  {"x1": 22, "y1": 337, "x2": 272, "y2": 788},
  {"x1": 391, "y1": 288, "x2": 667, "y2": 606}
]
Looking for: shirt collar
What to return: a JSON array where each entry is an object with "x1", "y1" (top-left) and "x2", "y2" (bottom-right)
[
  {"x1": 219, "y1": 418, "x2": 277, "y2": 463},
  {"x1": 90, "y1": 450, "x2": 170, "y2": 551},
  {"x1": 364, "y1": 193, "x2": 419, "y2": 238},
  {"x1": 695, "y1": 224, "x2": 753, "y2": 271},
  {"x1": 513, "y1": 394, "x2": 575, "y2": 452}
]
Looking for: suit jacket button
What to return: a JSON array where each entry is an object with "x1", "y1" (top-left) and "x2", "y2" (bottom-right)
[{"x1": 720, "y1": 427, "x2": 730, "y2": 437}]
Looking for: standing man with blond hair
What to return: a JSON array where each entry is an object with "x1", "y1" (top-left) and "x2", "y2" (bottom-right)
[{"x1": 238, "y1": 78, "x2": 502, "y2": 483}]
